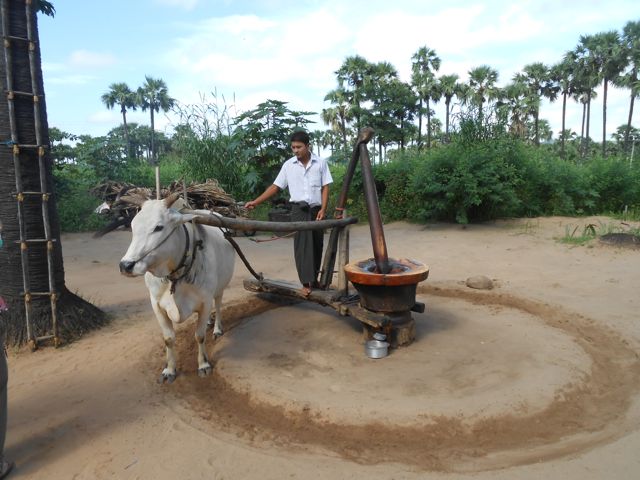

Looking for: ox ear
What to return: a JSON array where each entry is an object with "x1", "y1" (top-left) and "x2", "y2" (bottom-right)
[{"x1": 164, "y1": 193, "x2": 182, "y2": 209}]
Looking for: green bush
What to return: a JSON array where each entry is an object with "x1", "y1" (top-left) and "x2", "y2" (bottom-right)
[
  {"x1": 374, "y1": 154, "x2": 418, "y2": 222},
  {"x1": 517, "y1": 151, "x2": 597, "y2": 216},
  {"x1": 328, "y1": 162, "x2": 367, "y2": 220},
  {"x1": 407, "y1": 138, "x2": 523, "y2": 223},
  {"x1": 584, "y1": 156, "x2": 640, "y2": 213},
  {"x1": 54, "y1": 164, "x2": 107, "y2": 232}
]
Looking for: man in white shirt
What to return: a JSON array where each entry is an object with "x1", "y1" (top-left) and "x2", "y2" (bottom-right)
[{"x1": 246, "y1": 131, "x2": 333, "y2": 296}]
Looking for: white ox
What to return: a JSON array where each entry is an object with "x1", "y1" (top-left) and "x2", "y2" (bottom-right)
[{"x1": 119, "y1": 194, "x2": 235, "y2": 383}]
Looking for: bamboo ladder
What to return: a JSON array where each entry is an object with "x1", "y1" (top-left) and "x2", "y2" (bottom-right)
[{"x1": 1, "y1": 0, "x2": 58, "y2": 349}]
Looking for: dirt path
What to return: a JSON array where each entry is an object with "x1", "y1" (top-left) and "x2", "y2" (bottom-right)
[{"x1": 5, "y1": 217, "x2": 640, "y2": 479}]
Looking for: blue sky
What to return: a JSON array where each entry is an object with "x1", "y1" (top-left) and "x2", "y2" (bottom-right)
[{"x1": 38, "y1": 0, "x2": 640, "y2": 143}]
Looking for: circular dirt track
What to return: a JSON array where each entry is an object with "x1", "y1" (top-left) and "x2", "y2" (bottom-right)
[{"x1": 166, "y1": 284, "x2": 640, "y2": 473}]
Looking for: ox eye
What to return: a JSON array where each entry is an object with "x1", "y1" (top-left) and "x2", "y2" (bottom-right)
[{"x1": 153, "y1": 225, "x2": 164, "y2": 233}]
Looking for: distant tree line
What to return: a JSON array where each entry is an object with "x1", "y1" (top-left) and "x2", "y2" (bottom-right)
[{"x1": 48, "y1": 18, "x2": 640, "y2": 231}]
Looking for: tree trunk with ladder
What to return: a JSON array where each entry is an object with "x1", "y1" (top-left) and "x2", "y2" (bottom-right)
[{"x1": 0, "y1": 0, "x2": 105, "y2": 348}]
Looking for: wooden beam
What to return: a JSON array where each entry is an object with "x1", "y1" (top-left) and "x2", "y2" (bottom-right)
[
  {"x1": 194, "y1": 214, "x2": 358, "y2": 233},
  {"x1": 243, "y1": 277, "x2": 392, "y2": 330},
  {"x1": 243, "y1": 278, "x2": 342, "y2": 305}
]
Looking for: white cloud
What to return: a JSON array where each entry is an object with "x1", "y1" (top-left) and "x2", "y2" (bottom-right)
[{"x1": 68, "y1": 50, "x2": 117, "y2": 69}]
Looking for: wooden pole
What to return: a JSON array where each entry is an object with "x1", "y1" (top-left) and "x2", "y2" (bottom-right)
[
  {"x1": 155, "y1": 166, "x2": 160, "y2": 200},
  {"x1": 193, "y1": 213, "x2": 357, "y2": 232},
  {"x1": 337, "y1": 209, "x2": 349, "y2": 296}
]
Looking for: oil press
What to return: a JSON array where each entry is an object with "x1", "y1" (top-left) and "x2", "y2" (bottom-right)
[{"x1": 194, "y1": 128, "x2": 429, "y2": 349}]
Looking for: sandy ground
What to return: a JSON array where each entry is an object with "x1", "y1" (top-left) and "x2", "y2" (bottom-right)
[{"x1": 4, "y1": 216, "x2": 640, "y2": 479}]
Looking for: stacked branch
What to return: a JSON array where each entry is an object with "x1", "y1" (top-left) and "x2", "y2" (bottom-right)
[{"x1": 91, "y1": 179, "x2": 247, "y2": 236}]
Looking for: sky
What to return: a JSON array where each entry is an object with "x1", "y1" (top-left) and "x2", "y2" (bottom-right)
[{"x1": 37, "y1": 0, "x2": 640, "y2": 144}]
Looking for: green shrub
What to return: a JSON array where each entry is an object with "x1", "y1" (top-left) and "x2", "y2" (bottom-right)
[
  {"x1": 374, "y1": 154, "x2": 418, "y2": 222},
  {"x1": 407, "y1": 138, "x2": 523, "y2": 223},
  {"x1": 54, "y1": 164, "x2": 107, "y2": 232},
  {"x1": 584, "y1": 156, "x2": 640, "y2": 213},
  {"x1": 329, "y1": 162, "x2": 367, "y2": 220},
  {"x1": 519, "y1": 153, "x2": 597, "y2": 216}
]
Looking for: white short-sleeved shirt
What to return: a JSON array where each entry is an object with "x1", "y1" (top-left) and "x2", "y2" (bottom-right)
[{"x1": 273, "y1": 153, "x2": 333, "y2": 207}]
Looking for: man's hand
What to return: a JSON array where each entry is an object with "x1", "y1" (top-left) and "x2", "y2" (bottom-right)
[
  {"x1": 245, "y1": 200, "x2": 258, "y2": 210},
  {"x1": 316, "y1": 208, "x2": 326, "y2": 221}
]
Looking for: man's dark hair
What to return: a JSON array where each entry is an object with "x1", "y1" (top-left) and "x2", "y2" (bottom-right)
[{"x1": 290, "y1": 130, "x2": 310, "y2": 145}]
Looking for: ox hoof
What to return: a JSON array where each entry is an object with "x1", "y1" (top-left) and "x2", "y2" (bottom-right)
[
  {"x1": 198, "y1": 364, "x2": 212, "y2": 377},
  {"x1": 158, "y1": 370, "x2": 177, "y2": 384},
  {"x1": 212, "y1": 329, "x2": 224, "y2": 339}
]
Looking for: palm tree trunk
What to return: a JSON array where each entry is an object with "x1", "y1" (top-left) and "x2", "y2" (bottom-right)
[
  {"x1": 0, "y1": 0, "x2": 105, "y2": 346},
  {"x1": 417, "y1": 98, "x2": 423, "y2": 149},
  {"x1": 150, "y1": 108, "x2": 160, "y2": 198},
  {"x1": 585, "y1": 94, "x2": 592, "y2": 157},
  {"x1": 445, "y1": 98, "x2": 451, "y2": 137},
  {"x1": 602, "y1": 79, "x2": 608, "y2": 158},
  {"x1": 121, "y1": 108, "x2": 130, "y2": 157},
  {"x1": 624, "y1": 91, "x2": 635, "y2": 151},
  {"x1": 561, "y1": 92, "x2": 567, "y2": 159},
  {"x1": 534, "y1": 109, "x2": 540, "y2": 146},
  {"x1": 339, "y1": 113, "x2": 347, "y2": 153},
  {"x1": 426, "y1": 98, "x2": 432, "y2": 149}
]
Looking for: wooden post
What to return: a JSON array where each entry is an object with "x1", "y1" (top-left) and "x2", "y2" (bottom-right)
[
  {"x1": 337, "y1": 209, "x2": 349, "y2": 296},
  {"x1": 155, "y1": 166, "x2": 161, "y2": 200}
]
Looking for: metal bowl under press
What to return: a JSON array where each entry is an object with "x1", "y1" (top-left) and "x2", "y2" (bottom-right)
[{"x1": 365, "y1": 339, "x2": 390, "y2": 359}]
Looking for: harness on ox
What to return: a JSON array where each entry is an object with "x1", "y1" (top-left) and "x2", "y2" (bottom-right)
[{"x1": 166, "y1": 223, "x2": 204, "y2": 294}]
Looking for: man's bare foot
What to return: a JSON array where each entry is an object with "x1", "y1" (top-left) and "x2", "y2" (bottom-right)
[{"x1": 301, "y1": 285, "x2": 312, "y2": 297}]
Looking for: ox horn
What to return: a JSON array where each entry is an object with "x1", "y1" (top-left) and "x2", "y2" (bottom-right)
[{"x1": 164, "y1": 192, "x2": 183, "y2": 209}]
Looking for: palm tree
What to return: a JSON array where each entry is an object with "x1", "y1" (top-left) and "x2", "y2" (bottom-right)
[
  {"x1": 466, "y1": 65, "x2": 499, "y2": 122},
  {"x1": 136, "y1": 75, "x2": 175, "y2": 196},
  {"x1": 101, "y1": 82, "x2": 137, "y2": 157},
  {"x1": 320, "y1": 129, "x2": 336, "y2": 157},
  {"x1": 580, "y1": 31, "x2": 628, "y2": 157},
  {"x1": 514, "y1": 62, "x2": 558, "y2": 146},
  {"x1": 310, "y1": 129, "x2": 325, "y2": 155},
  {"x1": 323, "y1": 86, "x2": 351, "y2": 153},
  {"x1": 571, "y1": 39, "x2": 600, "y2": 158},
  {"x1": 439, "y1": 73, "x2": 461, "y2": 139},
  {"x1": 551, "y1": 57, "x2": 577, "y2": 158},
  {"x1": 618, "y1": 20, "x2": 640, "y2": 151},
  {"x1": 335, "y1": 55, "x2": 374, "y2": 131},
  {"x1": 411, "y1": 46, "x2": 441, "y2": 149},
  {"x1": 0, "y1": 0, "x2": 105, "y2": 347},
  {"x1": 498, "y1": 81, "x2": 529, "y2": 139}
]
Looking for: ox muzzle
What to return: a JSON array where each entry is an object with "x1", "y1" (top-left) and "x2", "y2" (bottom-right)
[{"x1": 119, "y1": 260, "x2": 137, "y2": 276}]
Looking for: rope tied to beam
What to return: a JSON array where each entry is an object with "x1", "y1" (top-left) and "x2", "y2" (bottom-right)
[{"x1": 220, "y1": 228, "x2": 263, "y2": 282}]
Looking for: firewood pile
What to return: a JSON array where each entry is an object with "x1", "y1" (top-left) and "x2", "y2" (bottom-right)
[{"x1": 91, "y1": 179, "x2": 248, "y2": 236}]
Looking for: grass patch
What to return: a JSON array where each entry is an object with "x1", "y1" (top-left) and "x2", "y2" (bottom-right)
[
  {"x1": 612, "y1": 206, "x2": 640, "y2": 222},
  {"x1": 558, "y1": 219, "x2": 640, "y2": 246},
  {"x1": 559, "y1": 223, "x2": 597, "y2": 246}
]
